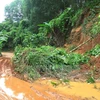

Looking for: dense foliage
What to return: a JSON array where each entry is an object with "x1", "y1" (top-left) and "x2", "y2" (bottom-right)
[
  {"x1": 13, "y1": 46, "x2": 89, "y2": 80},
  {"x1": 86, "y1": 44, "x2": 100, "y2": 56},
  {"x1": 5, "y1": 0, "x2": 23, "y2": 22},
  {"x1": 38, "y1": 8, "x2": 82, "y2": 46},
  {"x1": 0, "y1": 0, "x2": 99, "y2": 80},
  {"x1": 4, "y1": 0, "x2": 88, "y2": 32},
  {"x1": 0, "y1": 0, "x2": 99, "y2": 48}
]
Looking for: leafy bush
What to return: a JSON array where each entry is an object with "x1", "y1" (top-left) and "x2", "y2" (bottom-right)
[
  {"x1": 86, "y1": 44, "x2": 100, "y2": 56},
  {"x1": 13, "y1": 46, "x2": 89, "y2": 80},
  {"x1": 22, "y1": 33, "x2": 47, "y2": 47},
  {"x1": 38, "y1": 7, "x2": 82, "y2": 46},
  {"x1": 0, "y1": 21, "x2": 17, "y2": 48},
  {"x1": 0, "y1": 19, "x2": 48, "y2": 49},
  {"x1": 90, "y1": 15, "x2": 100, "y2": 37},
  {"x1": 38, "y1": 8, "x2": 72, "y2": 34},
  {"x1": 0, "y1": 32, "x2": 8, "y2": 53},
  {"x1": 66, "y1": 53, "x2": 89, "y2": 66}
]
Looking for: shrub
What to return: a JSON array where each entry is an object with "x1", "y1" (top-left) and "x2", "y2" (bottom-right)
[
  {"x1": 13, "y1": 46, "x2": 89, "y2": 80},
  {"x1": 0, "y1": 32, "x2": 8, "y2": 53},
  {"x1": 90, "y1": 14, "x2": 100, "y2": 37},
  {"x1": 82, "y1": 11, "x2": 100, "y2": 37},
  {"x1": 22, "y1": 33, "x2": 47, "y2": 47},
  {"x1": 86, "y1": 44, "x2": 100, "y2": 56}
]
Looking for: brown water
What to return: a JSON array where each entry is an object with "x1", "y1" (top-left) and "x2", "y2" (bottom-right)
[{"x1": 0, "y1": 76, "x2": 99, "y2": 100}]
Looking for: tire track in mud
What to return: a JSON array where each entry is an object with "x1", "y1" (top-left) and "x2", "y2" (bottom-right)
[
  {"x1": 0, "y1": 57, "x2": 14, "y2": 100},
  {"x1": 0, "y1": 57, "x2": 13, "y2": 77},
  {"x1": 30, "y1": 86, "x2": 67, "y2": 100}
]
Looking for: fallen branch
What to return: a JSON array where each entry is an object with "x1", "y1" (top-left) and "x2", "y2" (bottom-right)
[{"x1": 70, "y1": 37, "x2": 92, "y2": 53}]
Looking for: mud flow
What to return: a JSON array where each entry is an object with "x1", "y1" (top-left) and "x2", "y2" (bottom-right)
[{"x1": 0, "y1": 53, "x2": 100, "y2": 100}]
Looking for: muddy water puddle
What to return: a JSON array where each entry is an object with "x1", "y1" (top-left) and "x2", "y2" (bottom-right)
[{"x1": 0, "y1": 76, "x2": 100, "y2": 100}]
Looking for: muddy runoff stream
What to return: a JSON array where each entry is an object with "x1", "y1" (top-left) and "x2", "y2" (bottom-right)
[{"x1": 0, "y1": 52, "x2": 100, "y2": 100}]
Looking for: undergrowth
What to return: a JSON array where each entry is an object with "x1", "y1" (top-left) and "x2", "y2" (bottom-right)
[
  {"x1": 86, "y1": 44, "x2": 100, "y2": 56},
  {"x1": 13, "y1": 45, "x2": 89, "y2": 80},
  {"x1": 0, "y1": 32, "x2": 8, "y2": 55},
  {"x1": 82, "y1": 11, "x2": 100, "y2": 37},
  {"x1": 38, "y1": 7, "x2": 82, "y2": 46}
]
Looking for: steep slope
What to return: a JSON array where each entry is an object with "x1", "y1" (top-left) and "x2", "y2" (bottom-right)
[{"x1": 64, "y1": 8, "x2": 100, "y2": 81}]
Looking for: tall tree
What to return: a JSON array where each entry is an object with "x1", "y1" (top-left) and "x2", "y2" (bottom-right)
[
  {"x1": 4, "y1": 0, "x2": 88, "y2": 32},
  {"x1": 5, "y1": 0, "x2": 23, "y2": 22},
  {"x1": 23, "y1": 0, "x2": 70, "y2": 32}
]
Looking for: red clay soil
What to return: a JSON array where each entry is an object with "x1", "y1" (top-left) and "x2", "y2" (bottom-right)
[
  {"x1": 64, "y1": 31, "x2": 100, "y2": 81},
  {"x1": 0, "y1": 52, "x2": 14, "y2": 77},
  {"x1": 65, "y1": 26, "x2": 100, "y2": 54},
  {"x1": 0, "y1": 54, "x2": 13, "y2": 99},
  {"x1": 0, "y1": 57, "x2": 13, "y2": 77},
  {"x1": 80, "y1": 56, "x2": 100, "y2": 80},
  {"x1": 64, "y1": 13, "x2": 100, "y2": 80}
]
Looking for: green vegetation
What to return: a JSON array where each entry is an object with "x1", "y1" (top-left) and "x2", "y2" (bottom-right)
[
  {"x1": 86, "y1": 44, "x2": 100, "y2": 56},
  {"x1": 0, "y1": 0, "x2": 100, "y2": 81},
  {"x1": 82, "y1": 11, "x2": 100, "y2": 37},
  {"x1": 86, "y1": 66, "x2": 96, "y2": 83},
  {"x1": 0, "y1": 20, "x2": 47, "y2": 49},
  {"x1": 0, "y1": 31, "x2": 8, "y2": 56},
  {"x1": 51, "y1": 81, "x2": 59, "y2": 87},
  {"x1": 38, "y1": 8, "x2": 82, "y2": 46},
  {"x1": 86, "y1": 76, "x2": 95, "y2": 83},
  {"x1": 13, "y1": 46, "x2": 89, "y2": 80},
  {"x1": 90, "y1": 15, "x2": 100, "y2": 37},
  {"x1": 51, "y1": 79, "x2": 70, "y2": 87}
]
